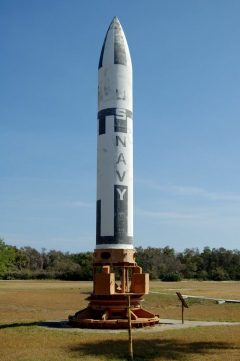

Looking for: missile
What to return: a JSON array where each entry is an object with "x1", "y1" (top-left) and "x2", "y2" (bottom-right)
[
  {"x1": 68, "y1": 17, "x2": 159, "y2": 328},
  {"x1": 96, "y1": 17, "x2": 133, "y2": 253}
]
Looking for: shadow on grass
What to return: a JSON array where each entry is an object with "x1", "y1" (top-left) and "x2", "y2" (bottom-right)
[
  {"x1": 0, "y1": 322, "x2": 38, "y2": 329},
  {"x1": 0, "y1": 320, "x2": 71, "y2": 330},
  {"x1": 68, "y1": 339, "x2": 239, "y2": 361},
  {"x1": 38, "y1": 321, "x2": 69, "y2": 328}
]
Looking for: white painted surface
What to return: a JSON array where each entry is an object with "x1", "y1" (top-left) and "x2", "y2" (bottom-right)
[
  {"x1": 95, "y1": 244, "x2": 134, "y2": 250},
  {"x1": 97, "y1": 18, "x2": 133, "y2": 250}
]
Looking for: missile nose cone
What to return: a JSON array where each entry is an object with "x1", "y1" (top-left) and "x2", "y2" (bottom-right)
[
  {"x1": 98, "y1": 17, "x2": 132, "y2": 70},
  {"x1": 112, "y1": 16, "x2": 120, "y2": 23}
]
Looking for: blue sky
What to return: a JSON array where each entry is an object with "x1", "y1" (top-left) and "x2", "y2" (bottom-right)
[{"x1": 1, "y1": 0, "x2": 240, "y2": 252}]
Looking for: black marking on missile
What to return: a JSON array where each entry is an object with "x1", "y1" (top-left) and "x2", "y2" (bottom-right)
[
  {"x1": 116, "y1": 153, "x2": 126, "y2": 165},
  {"x1": 116, "y1": 170, "x2": 126, "y2": 182},
  {"x1": 96, "y1": 200, "x2": 101, "y2": 241},
  {"x1": 114, "y1": 21, "x2": 127, "y2": 65},
  {"x1": 98, "y1": 19, "x2": 127, "y2": 69},
  {"x1": 116, "y1": 135, "x2": 126, "y2": 147},
  {"x1": 98, "y1": 23, "x2": 110, "y2": 69},
  {"x1": 98, "y1": 37, "x2": 106, "y2": 69},
  {"x1": 96, "y1": 185, "x2": 133, "y2": 246},
  {"x1": 114, "y1": 117, "x2": 127, "y2": 133},
  {"x1": 98, "y1": 116, "x2": 106, "y2": 134},
  {"x1": 114, "y1": 185, "x2": 128, "y2": 241},
  {"x1": 116, "y1": 89, "x2": 126, "y2": 100},
  {"x1": 98, "y1": 108, "x2": 132, "y2": 135},
  {"x1": 96, "y1": 235, "x2": 133, "y2": 245}
]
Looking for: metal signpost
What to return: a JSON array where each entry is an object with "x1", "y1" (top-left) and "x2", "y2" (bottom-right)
[{"x1": 176, "y1": 292, "x2": 189, "y2": 324}]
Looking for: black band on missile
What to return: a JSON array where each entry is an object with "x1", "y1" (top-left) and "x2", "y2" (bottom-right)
[
  {"x1": 96, "y1": 235, "x2": 133, "y2": 245},
  {"x1": 98, "y1": 108, "x2": 132, "y2": 135}
]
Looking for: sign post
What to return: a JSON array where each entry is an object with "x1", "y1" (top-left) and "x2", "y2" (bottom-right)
[
  {"x1": 127, "y1": 295, "x2": 133, "y2": 361},
  {"x1": 176, "y1": 292, "x2": 189, "y2": 324}
]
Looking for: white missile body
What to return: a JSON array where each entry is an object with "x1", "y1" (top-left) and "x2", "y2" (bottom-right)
[{"x1": 96, "y1": 17, "x2": 133, "y2": 250}]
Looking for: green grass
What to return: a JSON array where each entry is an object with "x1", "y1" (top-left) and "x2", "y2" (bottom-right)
[
  {"x1": 1, "y1": 325, "x2": 240, "y2": 361},
  {"x1": 0, "y1": 280, "x2": 240, "y2": 360}
]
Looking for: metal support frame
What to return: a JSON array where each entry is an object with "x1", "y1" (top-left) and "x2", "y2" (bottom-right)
[{"x1": 69, "y1": 251, "x2": 159, "y2": 329}]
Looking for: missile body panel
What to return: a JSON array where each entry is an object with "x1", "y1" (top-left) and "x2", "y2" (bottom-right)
[{"x1": 96, "y1": 17, "x2": 133, "y2": 250}]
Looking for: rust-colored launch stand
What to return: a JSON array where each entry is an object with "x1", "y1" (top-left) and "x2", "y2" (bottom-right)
[{"x1": 68, "y1": 249, "x2": 159, "y2": 328}]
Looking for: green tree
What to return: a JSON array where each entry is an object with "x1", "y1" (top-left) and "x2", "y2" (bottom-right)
[
  {"x1": 71, "y1": 252, "x2": 93, "y2": 280},
  {"x1": 0, "y1": 239, "x2": 16, "y2": 275}
]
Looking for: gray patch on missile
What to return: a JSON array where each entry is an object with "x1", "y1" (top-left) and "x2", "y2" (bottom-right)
[
  {"x1": 114, "y1": 21, "x2": 127, "y2": 65},
  {"x1": 98, "y1": 108, "x2": 132, "y2": 135}
]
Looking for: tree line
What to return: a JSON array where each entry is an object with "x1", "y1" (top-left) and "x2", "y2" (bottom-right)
[{"x1": 0, "y1": 239, "x2": 240, "y2": 281}]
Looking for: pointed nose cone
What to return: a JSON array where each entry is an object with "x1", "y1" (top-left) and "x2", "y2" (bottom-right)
[
  {"x1": 112, "y1": 16, "x2": 120, "y2": 23},
  {"x1": 98, "y1": 17, "x2": 132, "y2": 69}
]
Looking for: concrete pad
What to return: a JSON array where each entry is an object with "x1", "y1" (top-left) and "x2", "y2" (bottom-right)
[{"x1": 37, "y1": 319, "x2": 240, "y2": 334}]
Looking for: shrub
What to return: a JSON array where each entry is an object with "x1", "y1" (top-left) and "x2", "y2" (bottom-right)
[{"x1": 161, "y1": 272, "x2": 182, "y2": 282}]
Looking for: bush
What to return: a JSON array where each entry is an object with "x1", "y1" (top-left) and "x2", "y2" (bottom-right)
[
  {"x1": 2, "y1": 270, "x2": 32, "y2": 280},
  {"x1": 161, "y1": 272, "x2": 182, "y2": 282}
]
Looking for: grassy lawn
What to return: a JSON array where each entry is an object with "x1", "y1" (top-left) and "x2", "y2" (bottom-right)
[
  {"x1": 1, "y1": 280, "x2": 240, "y2": 324},
  {"x1": 0, "y1": 280, "x2": 240, "y2": 360},
  {"x1": 1, "y1": 325, "x2": 240, "y2": 361},
  {"x1": 146, "y1": 280, "x2": 240, "y2": 322},
  {"x1": 0, "y1": 280, "x2": 90, "y2": 324}
]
